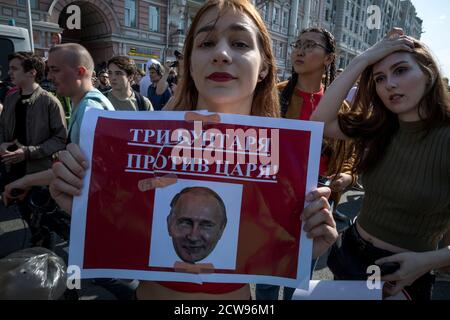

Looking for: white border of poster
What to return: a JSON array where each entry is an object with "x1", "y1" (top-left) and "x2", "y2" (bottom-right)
[{"x1": 68, "y1": 109, "x2": 323, "y2": 290}]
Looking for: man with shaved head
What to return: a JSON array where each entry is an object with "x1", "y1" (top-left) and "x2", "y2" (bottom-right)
[
  {"x1": 48, "y1": 43, "x2": 114, "y2": 144},
  {"x1": 167, "y1": 187, "x2": 227, "y2": 263}
]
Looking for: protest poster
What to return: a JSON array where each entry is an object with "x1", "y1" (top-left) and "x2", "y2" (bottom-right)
[{"x1": 69, "y1": 109, "x2": 323, "y2": 289}]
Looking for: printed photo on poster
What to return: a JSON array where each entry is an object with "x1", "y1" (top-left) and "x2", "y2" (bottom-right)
[{"x1": 149, "y1": 179, "x2": 243, "y2": 270}]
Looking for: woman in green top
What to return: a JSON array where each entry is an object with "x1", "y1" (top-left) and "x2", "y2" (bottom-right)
[{"x1": 311, "y1": 28, "x2": 450, "y2": 300}]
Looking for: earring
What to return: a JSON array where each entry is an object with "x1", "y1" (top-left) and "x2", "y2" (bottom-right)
[{"x1": 258, "y1": 73, "x2": 266, "y2": 81}]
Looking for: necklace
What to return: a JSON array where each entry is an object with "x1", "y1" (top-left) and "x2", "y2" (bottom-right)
[{"x1": 310, "y1": 93, "x2": 317, "y2": 111}]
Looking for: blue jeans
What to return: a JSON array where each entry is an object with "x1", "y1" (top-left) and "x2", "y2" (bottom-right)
[{"x1": 255, "y1": 259, "x2": 317, "y2": 300}]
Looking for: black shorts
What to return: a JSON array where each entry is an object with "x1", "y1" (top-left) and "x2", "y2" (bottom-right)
[{"x1": 327, "y1": 223, "x2": 434, "y2": 300}]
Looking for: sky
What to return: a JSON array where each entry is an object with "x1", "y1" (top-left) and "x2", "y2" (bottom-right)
[{"x1": 411, "y1": 0, "x2": 450, "y2": 77}]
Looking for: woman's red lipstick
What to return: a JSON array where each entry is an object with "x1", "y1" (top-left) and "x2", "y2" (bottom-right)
[{"x1": 207, "y1": 72, "x2": 237, "y2": 82}]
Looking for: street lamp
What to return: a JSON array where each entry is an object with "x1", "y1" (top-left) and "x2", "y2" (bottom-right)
[{"x1": 26, "y1": 0, "x2": 34, "y2": 52}]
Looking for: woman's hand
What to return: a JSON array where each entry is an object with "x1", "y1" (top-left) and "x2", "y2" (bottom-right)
[
  {"x1": 375, "y1": 252, "x2": 433, "y2": 297},
  {"x1": 329, "y1": 173, "x2": 353, "y2": 193},
  {"x1": 301, "y1": 187, "x2": 338, "y2": 259},
  {"x1": 49, "y1": 143, "x2": 88, "y2": 214},
  {"x1": 358, "y1": 28, "x2": 415, "y2": 66}
]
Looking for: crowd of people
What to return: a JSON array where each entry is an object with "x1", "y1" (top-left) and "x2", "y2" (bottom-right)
[{"x1": 0, "y1": 0, "x2": 449, "y2": 301}]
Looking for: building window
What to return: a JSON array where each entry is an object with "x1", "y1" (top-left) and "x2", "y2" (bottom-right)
[
  {"x1": 262, "y1": 4, "x2": 269, "y2": 22},
  {"x1": 18, "y1": 0, "x2": 38, "y2": 8},
  {"x1": 282, "y1": 10, "x2": 289, "y2": 28},
  {"x1": 272, "y1": 40, "x2": 282, "y2": 58},
  {"x1": 273, "y1": 6, "x2": 280, "y2": 25},
  {"x1": 277, "y1": 43, "x2": 282, "y2": 58},
  {"x1": 149, "y1": 6, "x2": 160, "y2": 32},
  {"x1": 125, "y1": 0, "x2": 136, "y2": 28},
  {"x1": 272, "y1": 40, "x2": 277, "y2": 58}
]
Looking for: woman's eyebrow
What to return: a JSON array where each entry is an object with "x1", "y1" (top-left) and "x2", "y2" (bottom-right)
[
  {"x1": 195, "y1": 24, "x2": 214, "y2": 37},
  {"x1": 373, "y1": 61, "x2": 409, "y2": 77},
  {"x1": 195, "y1": 23, "x2": 253, "y2": 37}
]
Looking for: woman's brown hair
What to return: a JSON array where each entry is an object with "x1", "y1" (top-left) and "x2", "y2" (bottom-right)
[
  {"x1": 169, "y1": 0, "x2": 280, "y2": 117},
  {"x1": 339, "y1": 39, "x2": 450, "y2": 174}
]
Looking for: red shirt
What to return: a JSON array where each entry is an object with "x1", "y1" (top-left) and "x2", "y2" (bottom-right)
[
  {"x1": 157, "y1": 281, "x2": 245, "y2": 294},
  {"x1": 295, "y1": 87, "x2": 324, "y2": 121},
  {"x1": 294, "y1": 87, "x2": 329, "y2": 175}
]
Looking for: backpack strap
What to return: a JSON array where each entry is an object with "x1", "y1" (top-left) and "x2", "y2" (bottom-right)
[
  {"x1": 133, "y1": 90, "x2": 146, "y2": 111},
  {"x1": 67, "y1": 94, "x2": 110, "y2": 143},
  {"x1": 89, "y1": 96, "x2": 110, "y2": 110}
]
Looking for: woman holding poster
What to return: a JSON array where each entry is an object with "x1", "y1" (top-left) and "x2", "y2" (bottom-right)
[
  {"x1": 50, "y1": 0, "x2": 338, "y2": 300},
  {"x1": 311, "y1": 28, "x2": 450, "y2": 300}
]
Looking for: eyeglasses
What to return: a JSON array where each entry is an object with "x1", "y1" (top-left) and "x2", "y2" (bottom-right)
[{"x1": 290, "y1": 40, "x2": 328, "y2": 52}]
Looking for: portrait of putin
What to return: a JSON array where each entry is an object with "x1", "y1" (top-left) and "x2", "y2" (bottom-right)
[{"x1": 167, "y1": 187, "x2": 227, "y2": 264}]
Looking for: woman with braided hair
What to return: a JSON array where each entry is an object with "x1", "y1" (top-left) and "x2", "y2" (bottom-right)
[
  {"x1": 278, "y1": 28, "x2": 357, "y2": 200},
  {"x1": 256, "y1": 28, "x2": 357, "y2": 300},
  {"x1": 278, "y1": 28, "x2": 356, "y2": 195}
]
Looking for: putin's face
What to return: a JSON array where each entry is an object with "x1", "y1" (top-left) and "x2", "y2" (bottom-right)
[{"x1": 168, "y1": 191, "x2": 226, "y2": 263}]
